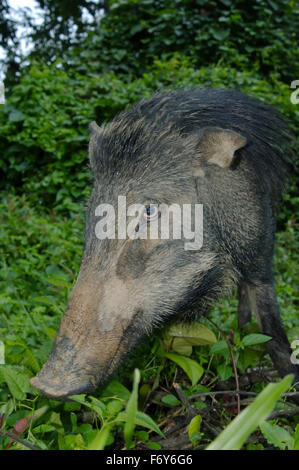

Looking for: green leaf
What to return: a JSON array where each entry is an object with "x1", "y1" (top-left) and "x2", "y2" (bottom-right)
[
  {"x1": 0, "y1": 366, "x2": 31, "y2": 400},
  {"x1": 106, "y1": 399, "x2": 123, "y2": 416},
  {"x1": 171, "y1": 338, "x2": 193, "y2": 356},
  {"x1": 147, "y1": 441, "x2": 162, "y2": 450},
  {"x1": 161, "y1": 394, "x2": 180, "y2": 406},
  {"x1": 135, "y1": 430, "x2": 149, "y2": 442},
  {"x1": 259, "y1": 421, "x2": 294, "y2": 450},
  {"x1": 116, "y1": 411, "x2": 165, "y2": 438},
  {"x1": 40, "y1": 275, "x2": 72, "y2": 288},
  {"x1": 217, "y1": 364, "x2": 233, "y2": 381},
  {"x1": 164, "y1": 353, "x2": 204, "y2": 386},
  {"x1": 206, "y1": 375, "x2": 293, "y2": 450},
  {"x1": 242, "y1": 334, "x2": 272, "y2": 347},
  {"x1": 210, "y1": 340, "x2": 228, "y2": 354},
  {"x1": 188, "y1": 414, "x2": 202, "y2": 440},
  {"x1": 5, "y1": 341, "x2": 40, "y2": 373},
  {"x1": 101, "y1": 379, "x2": 131, "y2": 401},
  {"x1": 135, "y1": 411, "x2": 165, "y2": 438},
  {"x1": 70, "y1": 394, "x2": 106, "y2": 416},
  {"x1": 167, "y1": 322, "x2": 217, "y2": 346}
]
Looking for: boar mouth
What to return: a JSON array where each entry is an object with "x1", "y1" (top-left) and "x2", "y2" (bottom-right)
[{"x1": 30, "y1": 376, "x2": 95, "y2": 400}]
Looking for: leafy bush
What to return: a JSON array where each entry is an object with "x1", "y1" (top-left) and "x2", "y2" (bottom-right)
[
  {"x1": 0, "y1": 56, "x2": 297, "y2": 214},
  {"x1": 64, "y1": 0, "x2": 299, "y2": 83}
]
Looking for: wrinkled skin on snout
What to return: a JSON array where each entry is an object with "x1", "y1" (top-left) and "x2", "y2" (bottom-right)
[
  {"x1": 30, "y1": 89, "x2": 299, "y2": 399},
  {"x1": 30, "y1": 133, "x2": 212, "y2": 399},
  {"x1": 30, "y1": 265, "x2": 153, "y2": 398}
]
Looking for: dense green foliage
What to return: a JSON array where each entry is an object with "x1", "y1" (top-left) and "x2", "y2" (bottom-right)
[
  {"x1": 73, "y1": 0, "x2": 298, "y2": 81},
  {"x1": 0, "y1": 0, "x2": 298, "y2": 451},
  {"x1": 0, "y1": 58, "x2": 298, "y2": 213}
]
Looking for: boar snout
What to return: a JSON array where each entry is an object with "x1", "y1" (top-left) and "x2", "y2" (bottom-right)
[{"x1": 30, "y1": 272, "x2": 143, "y2": 399}]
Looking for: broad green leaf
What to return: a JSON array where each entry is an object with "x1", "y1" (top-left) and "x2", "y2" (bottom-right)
[
  {"x1": 135, "y1": 411, "x2": 165, "y2": 438},
  {"x1": 89, "y1": 396, "x2": 107, "y2": 412},
  {"x1": 165, "y1": 353, "x2": 204, "y2": 386},
  {"x1": 206, "y1": 375, "x2": 293, "y2": 450},
  {"x1": 101, "y1": 379, "x2": 131, "y2": 401},
  {"x1": 0, "y1": 366, "x2": 31, "y2": 400},
  {"x1": 5, "y1": 341, "x2": 40, "y2": 373},
  {"x1": 210, "y1": 340, "x2": 228, "y2": 354},
  {"x1": 217, "y1": 364, "x2": 233, "y2": 381},
  {"x1": 40, "y1": 276, "x2": 72, "y2": 288},
  {"x1": 124, "y1": 368, "x2": 140, "y2": 449},
  {"x1": 242, "y1": 334, "x2": 272, "y2": 347},
  {"x1": 161, "y1": 394, "x2": 180, "y2": 406},
  {"x1": 69, "y1": 394, "x2": 87, "y2": 405},
  {"x1": 106, "y1": 399, "x2": 124, "y2": 416},
  {"x1": 135, "y1": 430, "x2": 149, "y2": 442},
  {"x1": 259, "y1": 421, "x2": 294, "y2": 450},
  {"x1": 167, "y1": 322, "x2": 217, "y2": 346},
  {"x1": 147, "y1": 441, "x2": 162, "y2": 450},
  {"x1": 171, "y1": 338, "x2": 193, "y2": 356}
]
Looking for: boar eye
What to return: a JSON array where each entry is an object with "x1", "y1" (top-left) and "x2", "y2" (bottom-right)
[{"x1": 143, "y1": 205, "x2": 160, "y2": 223}]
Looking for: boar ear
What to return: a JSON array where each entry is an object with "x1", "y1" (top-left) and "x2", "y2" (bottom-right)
[
  {"x1": 193, "y1": 127, "x2": 247, "y2": 176},
  {"x1": 88, "y1": 121, "x2": 102, "y2": 175},
  {"x1": 89, "y1": 121, "x2": 102, "y2": 136}
]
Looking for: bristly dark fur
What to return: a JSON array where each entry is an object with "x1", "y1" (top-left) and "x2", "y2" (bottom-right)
[{"x1": 92, "y1": 88, "x2": 295, "y2": 209}]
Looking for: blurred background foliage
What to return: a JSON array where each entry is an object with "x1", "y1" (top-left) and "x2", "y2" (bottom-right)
[{"x1": 0, "y1": 0, "x2": 298, "y2": 215}]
